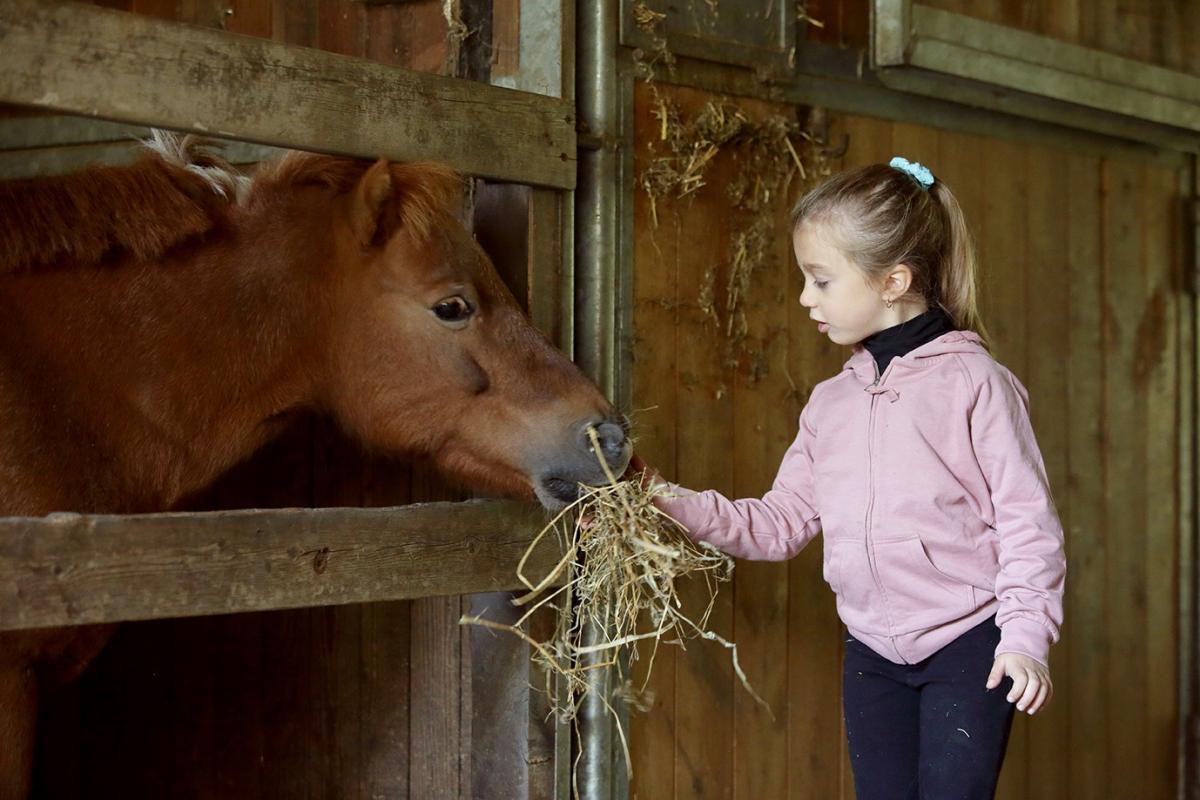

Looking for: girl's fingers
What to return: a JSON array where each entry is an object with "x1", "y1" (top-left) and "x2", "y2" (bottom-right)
[
  {"x1": 625, "y1": 453, "x2": 648, "y2": 479},
  {"x1": 1016, "y1": 671, "x2": 1040, "y2": 711},
  {"x1": 1025, "y1": 683, "x2": 1045, "y2": 715},
  {"x1": 985, "y1": 659, "x2": 1006, "y2": 690},
  {"x1": 1027, "y1": 682, "x2": 1049, "y2": 715},
  {"x1": 1006, "y1": 670, "x2": 1029, "y2": 704}
]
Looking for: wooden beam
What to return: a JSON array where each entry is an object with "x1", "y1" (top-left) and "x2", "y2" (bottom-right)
[
  {"x1": 871, "y1": 0, "x2": 911, "y2": 69},
  {"x1": 0, "y1": 138, "x2": 285, "y2": 180},
  {"x1": 659, "y1": 49, "x2": 1190, "y2": 166},
  {"x1": 870, "y1": 1, "x2": 1200, "y2": 143},
  {"x1": 0, "y1": 500, "x2": 563, "y2": 631},
  {"x1": 0, "y1": 0, "x2": 576, "y2": 188},
  {"x1": 913, "y1": 5, "x2": 1200, "y2": 105}
]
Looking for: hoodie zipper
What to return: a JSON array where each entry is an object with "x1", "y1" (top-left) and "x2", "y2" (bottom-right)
[{"x1": 863, "y1": 361, "x2": 888, "y2": 610}]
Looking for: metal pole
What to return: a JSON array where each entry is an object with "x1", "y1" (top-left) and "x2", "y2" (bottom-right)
[
  {"x1": 575, "y1": 0, "x2": 618, "y2": 396},
  {"x1": 575, "y1": 1, "x2": 621, "y2": 798}
]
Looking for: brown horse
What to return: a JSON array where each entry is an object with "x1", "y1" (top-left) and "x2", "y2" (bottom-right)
[{"x1": 0, "y1": 134, "x2": 628, "y2": 798}]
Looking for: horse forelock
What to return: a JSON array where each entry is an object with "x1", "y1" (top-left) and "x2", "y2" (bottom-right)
[
  {"x1": 0, "y1": 131, "x2": 239, "y2": 275},
  {"x1": 253, "y1": 151, "x2": 463, "y2": 241},
  {"x1": 142, "y1": 130, "x2": 251, "y2": 204},
  {"x1": 388, "y1": 162, "x2": 463, "y2": 241}
]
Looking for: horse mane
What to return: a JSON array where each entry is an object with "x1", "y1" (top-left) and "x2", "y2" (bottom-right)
[
  {"x1": 0, "y1": 133, "x2": 244, "y2": 274},
  {"x1": 252, "y1": 151, "x2": 463, "y2": 241},
  {"x1": 0, "y1": 132, "x2": 462, "y2": 275}
]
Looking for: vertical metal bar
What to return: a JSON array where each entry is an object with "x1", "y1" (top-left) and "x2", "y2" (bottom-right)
[
  {"x1": 575, "y1": 0, "x2": 618, "y2": 398},
  {"x1": 575, "y1": 0, "x2": 621, "y2": 799},
  {"x1": 614, "y1": 47, "x2": 637, "y2": 427}
]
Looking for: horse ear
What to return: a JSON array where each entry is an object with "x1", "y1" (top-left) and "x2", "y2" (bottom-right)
[{"x1": 351, "y1": 159, "x2": 394, "y2": 246}]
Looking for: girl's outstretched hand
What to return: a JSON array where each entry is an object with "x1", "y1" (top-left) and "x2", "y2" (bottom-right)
[
  {"x1": 623, "y1": 452, "x2": 661, "y2": 488},
  {"x1": 986, "y1": 653, "x2": 1052, "y2": 715}
]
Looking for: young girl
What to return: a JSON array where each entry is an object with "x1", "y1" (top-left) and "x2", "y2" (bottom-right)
[{"x1": 643, "y1": 157, "x2": 1066, "y2": 799}]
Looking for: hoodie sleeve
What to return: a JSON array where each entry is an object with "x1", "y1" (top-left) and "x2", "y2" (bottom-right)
[
  {"x1": 652, "y1": 402, "x2": 821, "y2": 562},
  {"x1": 969, "y1": 366, "x2": 1066, "y2": 666}
]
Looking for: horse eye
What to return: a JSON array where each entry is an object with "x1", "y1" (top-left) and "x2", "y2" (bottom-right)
[{"x1": 433, "y1": 296, "x2": 473, "y2": 323}]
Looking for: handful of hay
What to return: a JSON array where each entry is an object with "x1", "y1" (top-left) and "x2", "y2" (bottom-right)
[{"x1": 461, "y1": 429, "x2": 768, "y2": 771}]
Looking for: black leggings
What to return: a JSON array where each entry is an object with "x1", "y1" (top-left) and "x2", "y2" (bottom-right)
[{"x1": 842, "y1": 617, "x2": 1016, "y2": 800}]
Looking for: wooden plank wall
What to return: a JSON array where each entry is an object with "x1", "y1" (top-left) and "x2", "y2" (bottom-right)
[
  {"x1": 806, "y1": 0, "x2": 1200, "y2": 78},
  {"x1": 629, "y1": 80, "x2": 1187, "y2": 799},
  {"x1": 28, "y1": 2, "x2": 543, "y2": 798}
]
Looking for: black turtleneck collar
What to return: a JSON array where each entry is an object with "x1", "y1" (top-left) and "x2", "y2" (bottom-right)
[{"x1": 862, "y1": 306, "x2": 955, "y2": 376}]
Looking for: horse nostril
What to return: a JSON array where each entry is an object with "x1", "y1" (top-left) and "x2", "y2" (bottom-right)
[{"x1": 595, "y1": 421, "x2": 627, "y2": 458}]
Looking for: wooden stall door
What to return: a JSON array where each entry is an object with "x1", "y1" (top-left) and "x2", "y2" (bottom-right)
[
  {"x1": 24, "y1": 3, "x2": 563, "y2": 798},
  {"x1": 629, "y1": 79, "x2": 1189, "y2": 800},
  {"x1": 31, "y1": 188, "x2": 560, "y2": 800}
]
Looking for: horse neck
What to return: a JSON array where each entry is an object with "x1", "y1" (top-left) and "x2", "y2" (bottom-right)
[{"x1": 0, "y1": 200, "x2": 334, "y2": 513}]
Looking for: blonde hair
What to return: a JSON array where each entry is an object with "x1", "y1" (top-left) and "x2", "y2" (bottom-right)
[{"x1": 790, "y1": 163, "x2": 989, "y2": 346}]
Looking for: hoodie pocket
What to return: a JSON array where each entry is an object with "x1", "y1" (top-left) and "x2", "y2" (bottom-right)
[
  {"x1": 875, "y1": 536, "x2": 974, "y2": 634},
  {"x1": 823, "y1": 539, "x2": 879, "y2": 629}
]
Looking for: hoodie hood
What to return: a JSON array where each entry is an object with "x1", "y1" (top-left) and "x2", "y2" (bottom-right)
[{"x1": 845, "y1": 330, "x2": 987, "y2": 383}]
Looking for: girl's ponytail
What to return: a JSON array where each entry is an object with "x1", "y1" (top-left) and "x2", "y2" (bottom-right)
[{"x1": 931, "y1": 182, "x2": 989, "y2": 347}]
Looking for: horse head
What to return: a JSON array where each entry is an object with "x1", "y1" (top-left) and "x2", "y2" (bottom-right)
[{"x1": 297, "y1": 157, "x2": 629, "y2": 509}]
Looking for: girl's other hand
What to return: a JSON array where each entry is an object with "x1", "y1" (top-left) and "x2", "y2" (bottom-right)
[{"x1": 986, "y1": 653, "x2": 1052, "y2": 715}]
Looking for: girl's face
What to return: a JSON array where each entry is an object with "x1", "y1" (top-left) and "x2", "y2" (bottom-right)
[{"x1": 793, "y1": 220, "x2": 892, "y2": 347}]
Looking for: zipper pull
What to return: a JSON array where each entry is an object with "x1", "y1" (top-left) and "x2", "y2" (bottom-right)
[{"x1": 865, "y1": 385, "x2": 901, "y2": 402}]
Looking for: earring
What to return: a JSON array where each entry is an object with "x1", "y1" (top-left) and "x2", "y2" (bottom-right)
[{"x1": 884, "y1": 297, "x2": 894, "y2": 309}]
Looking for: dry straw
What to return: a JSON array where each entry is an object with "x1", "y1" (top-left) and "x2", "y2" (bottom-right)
[{"x1": 461, "y1": 428, "x2": 769, "y2": 776}]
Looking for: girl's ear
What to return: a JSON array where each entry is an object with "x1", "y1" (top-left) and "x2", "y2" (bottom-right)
[
  {"x1": 882, "y1": 264, "x2": 915, "y2": 300},
  {"x1": 351, "y1": 159, "x2": 394, "y2": 246}
]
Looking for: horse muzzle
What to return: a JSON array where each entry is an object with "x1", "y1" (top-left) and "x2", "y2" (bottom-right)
[{"x1": 532, "y1": 415, "x2": 631, "y2": 509}]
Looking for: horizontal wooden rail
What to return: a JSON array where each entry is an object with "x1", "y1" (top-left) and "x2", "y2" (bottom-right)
[
  {"x1": 871, "y1": 0, "x2": 1200, "y2": 149},
  {"x1": 0, "y1": 0, "x2": 576, "y2": 188},
  {"x1": 0, "y1": 500, "x2": 564, "y2": 631}
]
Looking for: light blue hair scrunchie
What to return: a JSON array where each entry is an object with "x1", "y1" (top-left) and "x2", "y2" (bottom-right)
[{"x1": 889, "y1": 156, "x2": 935, "y2": 190}]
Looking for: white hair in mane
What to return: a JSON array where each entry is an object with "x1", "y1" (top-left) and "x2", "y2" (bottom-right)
[{"x1": 142, "y1": 130, "x2": 251, "y2": 204}]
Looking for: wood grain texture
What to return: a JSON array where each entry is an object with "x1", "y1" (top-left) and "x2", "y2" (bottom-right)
[
  {"x1": 629, "y1": 79, "x2": 679, "y2": 800},
  {"x1": 668, "y1": 82, "x2": 735, "y2": 800},
  {"x1": 1022, "y1": 141, "x2": 1071, "y2": 800},
  {"x1": 730, "y1": 96, "x2": 793, "y2": 800},
  {"x1": 1103, "y1": 156, "x2": 1150, "y2": 800},
  {"x1": 1064, "y1": 151, "x2": 1109, "y2": 800},
  {"x1": 0, "y1": 0, "x2": 575, "y2": 187},
  {"x1": 0, "y1": 500, "x2": 556, "y2": 630},
  {"x1": 1142, "y1": 161, "x2": 1180, "y2": 800}
]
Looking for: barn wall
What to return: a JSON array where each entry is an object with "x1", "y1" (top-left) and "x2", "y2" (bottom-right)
[{"x1": 628, "y1": 80, "x2": 1189, "y2": 800}]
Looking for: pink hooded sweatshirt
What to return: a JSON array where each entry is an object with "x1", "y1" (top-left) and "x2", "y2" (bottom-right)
[{"x1": 656, "y1": 331, "x2": 1066, "y2": 666}]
